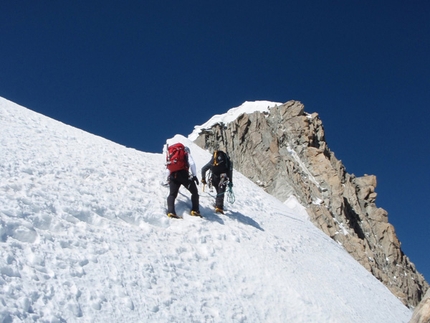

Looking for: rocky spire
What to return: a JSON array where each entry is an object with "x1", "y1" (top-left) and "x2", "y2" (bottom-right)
[{"x1": 193, "y1": 100, "x2": 428, "y2": 307}]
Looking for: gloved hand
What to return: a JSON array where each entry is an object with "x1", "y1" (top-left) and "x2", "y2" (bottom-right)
[
  {"x1": 228, "y1": 182, "x2": 233, "y2": 188},
  {"x1": 193, "y1": 176, "x2": 199, "y2": 185},
  {"x1": 201, "y1": 178, "x2": 206, "y2": 185}
]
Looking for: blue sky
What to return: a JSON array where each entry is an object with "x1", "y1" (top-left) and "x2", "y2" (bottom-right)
[{"x1": 1, "y1": 1, "x2": 429, "y2": 283}]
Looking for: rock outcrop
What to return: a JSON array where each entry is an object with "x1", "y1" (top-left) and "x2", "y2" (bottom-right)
[
  {"x1": 409, "y1": 288, "x2": 430, "y2": 323},
  {"x1": 193, "y1": 100, "x2": 428, "y2": 307}
]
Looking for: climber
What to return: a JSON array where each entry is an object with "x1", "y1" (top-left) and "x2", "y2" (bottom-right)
[
  {"x1": 165, "y1": 142, "x2": 201, "y2": 218},
  {"x1": 201, "y1": 150, "x2": 233, "y2": 214}
]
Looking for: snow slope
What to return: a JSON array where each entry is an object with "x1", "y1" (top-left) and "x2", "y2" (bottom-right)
[{"x1": 0, "y1": 97, "x2": 411, "y2": 322}]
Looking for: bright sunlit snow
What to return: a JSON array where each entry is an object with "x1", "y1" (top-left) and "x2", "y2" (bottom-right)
[
  {"x1": 0, "y1": 97, "x2": 411, "y2": 322},
  {"x1": 188, "y1": 101, "x2": 282, "y2": 141}
]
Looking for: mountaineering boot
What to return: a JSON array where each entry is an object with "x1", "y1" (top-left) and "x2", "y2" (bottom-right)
[
  {"x1": 215, "y1": 207, "x2": 224, "y2": 214},
  {"x1": 167, "y1": 213, "x2": 182, "y2": 219},
  {"x1": 190, "y1": 210, "x2": 202, "y2": 217}
]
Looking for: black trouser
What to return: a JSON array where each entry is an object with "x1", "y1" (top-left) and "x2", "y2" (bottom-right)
[
  {"x1": 212, "y1": 173, "x2": 227, "y2": 210},
  {"x1": 167, "y1": 170, "x2": 199, "y2": 215}
]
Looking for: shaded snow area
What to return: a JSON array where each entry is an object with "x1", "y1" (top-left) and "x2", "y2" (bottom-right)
[{"x1": 0, "y1": 97, "x2": 411, "y2": 322}]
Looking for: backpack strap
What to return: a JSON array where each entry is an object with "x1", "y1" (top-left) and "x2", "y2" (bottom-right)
[{"x1": 213, "y1": 150, "x2": 219, "y2": 166}]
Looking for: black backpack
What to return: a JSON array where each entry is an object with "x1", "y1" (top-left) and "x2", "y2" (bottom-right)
[{"x1": 212, "y1": 150, "x2": 230, "y2": 175}]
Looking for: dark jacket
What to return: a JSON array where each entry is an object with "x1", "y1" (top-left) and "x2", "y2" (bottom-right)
[{"x1": 201, "y1": 151, "x2": 233, "y2": 184}]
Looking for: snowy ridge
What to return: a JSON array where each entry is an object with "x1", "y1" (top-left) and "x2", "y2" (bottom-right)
[
  {"x1": 0, "y1": 96, "x2": 411, "y2": 322},
  {"x1": 188, "y1": 100, "x2": 282, "y2": 141}
]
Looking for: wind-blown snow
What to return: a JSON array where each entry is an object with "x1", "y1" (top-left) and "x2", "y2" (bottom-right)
[{"x1": 0, "y1": 97, "x2": 411, "y2": 322}]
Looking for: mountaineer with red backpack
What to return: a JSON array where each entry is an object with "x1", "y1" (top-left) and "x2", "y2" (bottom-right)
[
  {"x1": 165, "y1": 143, "x2": 201, "y2": 219},
  {"x1": 201, "y1": 150, "x2": 233, "y2": 214}
]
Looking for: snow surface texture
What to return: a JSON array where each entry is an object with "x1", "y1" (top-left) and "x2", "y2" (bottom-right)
[{"x1": 0, "y1": 97, "x2": 411, "y2": 322}]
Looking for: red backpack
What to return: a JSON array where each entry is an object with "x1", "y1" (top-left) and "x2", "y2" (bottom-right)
[{"x1": 166, "y1": 143, "x2": 189, "y2": 173}]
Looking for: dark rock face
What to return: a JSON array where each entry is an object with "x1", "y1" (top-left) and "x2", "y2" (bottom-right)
[{"x1": 193, "y1": 100, "x2": 428, "y2": 307}]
